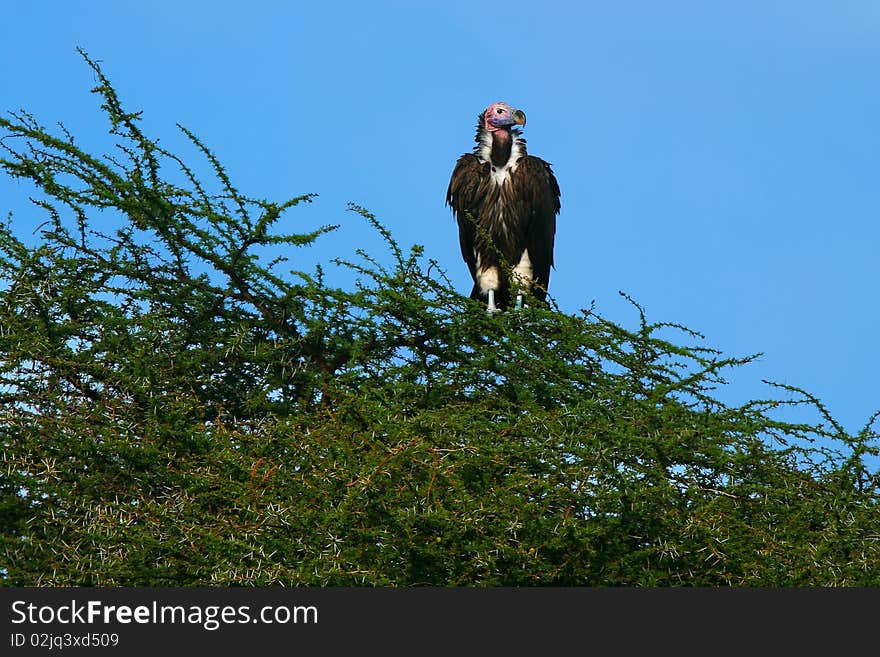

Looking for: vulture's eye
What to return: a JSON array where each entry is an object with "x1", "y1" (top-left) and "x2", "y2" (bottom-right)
[{"x1": 496, "y1": 108, "x2": 504, "y2": 114}]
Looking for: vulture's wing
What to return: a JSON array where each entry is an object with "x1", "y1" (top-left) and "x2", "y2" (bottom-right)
[
  {"x1": 512, "y1": 155, "x2": 560, "y2": 300},
  {"x1": 446, "y1": 153, "x2": 486, "y2": 282}
]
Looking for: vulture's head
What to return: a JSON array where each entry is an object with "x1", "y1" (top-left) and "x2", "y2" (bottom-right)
[{"x1": 483, "y1": 101, "x2": 526, "y2": 133}]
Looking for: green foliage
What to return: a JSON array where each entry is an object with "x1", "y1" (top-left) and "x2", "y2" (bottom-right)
[{"x1": 1, "y1": 53, "x2": 878, "y2": 585}]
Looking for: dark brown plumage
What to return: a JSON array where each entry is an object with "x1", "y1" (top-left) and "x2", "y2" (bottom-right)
[{"x1": 446, "y1": 101, "x2": 560, "y2": 311}]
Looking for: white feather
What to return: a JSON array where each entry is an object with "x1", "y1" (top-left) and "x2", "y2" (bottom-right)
[
  {"x1": 477, "y1": 265, "x2": 501, "y2": 295},
  {"x1": 474, "y1": 252, "x2": 499, "y2": 294},
  {"x1": 512, "y1": 249, "x2": 533, "y2": 290},
  {"x1": 478, "y1": 132, "x2": 523, "y2": 187}
]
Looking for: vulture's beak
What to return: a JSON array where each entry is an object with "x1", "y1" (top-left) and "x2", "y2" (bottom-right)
[{"x1": 512, "y1": 109, "x2": 526, "y2": 126}]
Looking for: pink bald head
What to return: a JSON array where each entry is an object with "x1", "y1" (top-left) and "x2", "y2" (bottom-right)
[{"x1": 483, "y1": 101, "x2": 527, "y2": 133}]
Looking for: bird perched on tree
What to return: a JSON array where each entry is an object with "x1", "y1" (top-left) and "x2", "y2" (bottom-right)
[{"x1": 446, "y1": 101, "x2": 560, "y2": 313}]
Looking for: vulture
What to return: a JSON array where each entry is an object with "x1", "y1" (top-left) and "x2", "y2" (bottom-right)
[{"x1": 446, "y1": 101, "x2": 560, "y2": 312}]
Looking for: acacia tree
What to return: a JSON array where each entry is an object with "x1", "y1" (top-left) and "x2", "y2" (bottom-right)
[{"x1": 1, "y1": 53, "x2": 878, "y2": 585}]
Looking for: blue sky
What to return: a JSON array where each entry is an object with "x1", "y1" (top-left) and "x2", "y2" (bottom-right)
[{"x1": 2, "y1": 2, "x2": 878, "y2": 446}]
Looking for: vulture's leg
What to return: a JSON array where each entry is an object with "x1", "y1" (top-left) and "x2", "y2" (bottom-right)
[
  {"x1": 515, "y1": 294, "x2": 524, "y2": 310},
  {"x1": 487, "y1": 289, "x2": 499, "y2": 315}
]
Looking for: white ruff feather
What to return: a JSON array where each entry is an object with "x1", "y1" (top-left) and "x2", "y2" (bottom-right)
[{"x1": 477, "y1": 131, "x2": 523, "y2": 187}]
